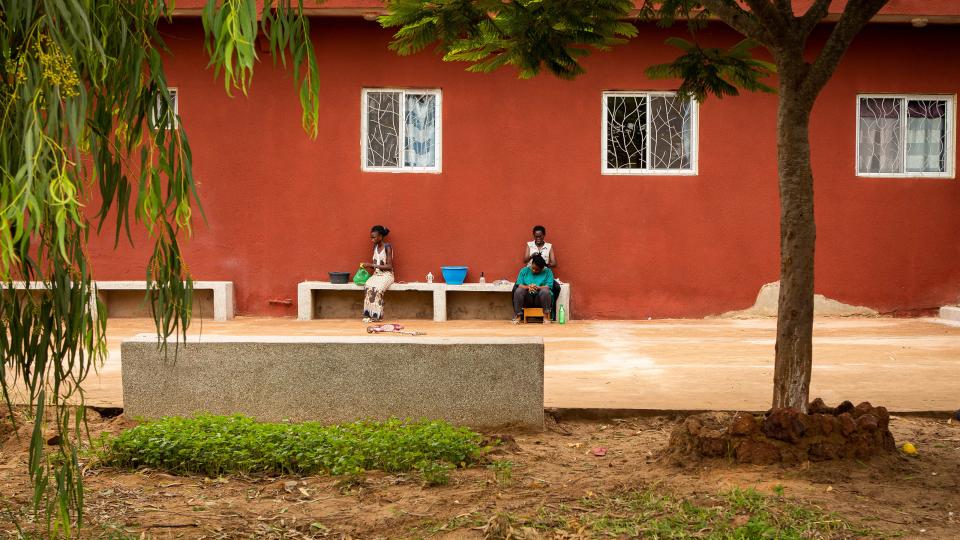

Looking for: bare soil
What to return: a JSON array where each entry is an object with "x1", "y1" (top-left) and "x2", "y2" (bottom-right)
[{"x1": 1, "y1": 409, "x2": 958, "y2": 539}]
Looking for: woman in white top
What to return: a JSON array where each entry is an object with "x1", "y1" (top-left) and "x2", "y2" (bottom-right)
[
  {"x1": 523, "y1": 225, "x2": 557, "y2": 269},
  {"x1": 361, "y1": 225, "x2": 394, "y2": 322}
]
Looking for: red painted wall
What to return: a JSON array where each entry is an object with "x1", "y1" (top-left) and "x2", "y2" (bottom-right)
[{"x1": 86, "y1": 19, "x2": 960, "y2": 318}]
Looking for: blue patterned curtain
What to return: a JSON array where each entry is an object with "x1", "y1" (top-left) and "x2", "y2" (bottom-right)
[{"x1": 404, "y1": 94, "x2": 437, "y2": 167}]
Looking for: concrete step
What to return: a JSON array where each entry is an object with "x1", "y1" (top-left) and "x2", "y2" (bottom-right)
[{"x1": 940, "y1": 305, "x2": 960, "y2": 322}]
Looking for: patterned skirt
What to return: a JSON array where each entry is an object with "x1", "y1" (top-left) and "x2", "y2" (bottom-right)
[{"x1": 362, "y1": 270, "x2": 394, "y2": 320}]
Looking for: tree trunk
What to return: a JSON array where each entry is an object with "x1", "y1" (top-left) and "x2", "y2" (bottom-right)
[{"x1": 772, "y1": 60, "x2": 817, "y2": 412}]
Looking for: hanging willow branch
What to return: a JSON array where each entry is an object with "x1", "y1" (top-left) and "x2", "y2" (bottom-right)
[{"x1": 0, "y1": 0, "x2": 322, "y2": 535}]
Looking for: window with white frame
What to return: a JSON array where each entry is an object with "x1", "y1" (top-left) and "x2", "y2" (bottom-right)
[
  {"x1": 603, "y1": 91, "x2": 697, "y2": 175},
  {"x1": 152, "y1": 88, "x2": 178, "y2": 130},
  {"x1": 857, "y1": 95, "x2": 955, "y2": 178},
  {"x1": 362, "y1": 89, "x2": 441, "y2": 172}
]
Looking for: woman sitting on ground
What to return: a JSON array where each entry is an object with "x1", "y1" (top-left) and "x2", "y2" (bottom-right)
[
  {"x1": 361, "y1": 225, "x2": 394, "y2": 323},
  {"x1": 512, "y1": 254, "x2": 554, "y2": 324}
]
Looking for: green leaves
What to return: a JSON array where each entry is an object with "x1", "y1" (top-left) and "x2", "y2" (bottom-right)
[
  {"x1": 646, "y1": 38, "x2": 776, "y2": 101},
  {"x1": 202, "y1": 0, "x2": 260, "y2": 97},
  {"x1": 381, "y1": 0, "x2": 638, "y2": 80},
  {"x1": 382, "y1": 1, "x2": 776, "y2": 100},
  {"x1": 262, "y1": 1, "x2": 321, "y2": 138},
  {"x1": 101, "y1": 415, "x2": 486, "y2": 478},
  {"x1": 203, "y1": 0, "x2": 322, "y2": 138}
]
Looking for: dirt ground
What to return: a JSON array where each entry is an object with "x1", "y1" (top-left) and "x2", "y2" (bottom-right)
[{"x1": 1, "y1": 410, "x2": 958, "y2": 539}]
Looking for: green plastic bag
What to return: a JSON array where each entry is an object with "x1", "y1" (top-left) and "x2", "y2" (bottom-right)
[{"x1": 353, "y1": 265, "x2": 371, "y2": 286}]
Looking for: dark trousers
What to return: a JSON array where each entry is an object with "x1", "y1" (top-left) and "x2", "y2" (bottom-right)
[{"x1": 513, "y1": 286, "x2": 553, "y2": 316}]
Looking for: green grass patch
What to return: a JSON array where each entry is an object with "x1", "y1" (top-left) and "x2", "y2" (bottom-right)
[
  {"x1": 414, "y1": 487, "x2": 892, "y2": 539},
  {"x1": 99, "y1": 415, "x2": 485, "y2": 477}
]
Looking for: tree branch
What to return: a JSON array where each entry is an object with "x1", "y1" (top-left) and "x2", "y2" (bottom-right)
[
  {"x1": 699, "y1": 0, "x2": 773, "y2": 44},
  {"x1": 741, "y1": 0, "x2": 792, "y2": 46},
  {"x1": 773, "y1": 0, "x2": 794, "y2": 18},
  {"x1": 798, "y1": 0, "x2": 832, "y2": 38},
  {"x1": 802, "y1": 0, "x2": 888, "y2": 96}
]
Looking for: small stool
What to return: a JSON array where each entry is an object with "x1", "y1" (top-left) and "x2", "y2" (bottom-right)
[{"x1": 523, "y1": 307, "x2": 545, "y2": 323}]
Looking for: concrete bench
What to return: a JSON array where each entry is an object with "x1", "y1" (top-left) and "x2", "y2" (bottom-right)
[
  {"x1": 298, "y1": 281, "x2": 571, "y2": 322},
  {"x1": 8, "y1": 280, "x2": 234, "y2": 321},
  {"x1": 297, "y1": 281, "x2": 445, "y2": 321},
  {"x1": 121, "y1": 334, "x2": 544, "y2": 429},
  {"x1": 7, "y1": 281, "x2": 99, "y2": 314},
  {"x1": 95, "y1": 281, "x2": 234, "y2": 321}
]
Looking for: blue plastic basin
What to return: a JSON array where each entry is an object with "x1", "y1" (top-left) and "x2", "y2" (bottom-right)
[{"x1": 440, "y1": 266, "x2": 468, "y2": 285}]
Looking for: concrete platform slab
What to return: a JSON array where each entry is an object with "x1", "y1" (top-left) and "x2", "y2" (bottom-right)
[
  {"x1": 9, "y1": 316, "x2": 960, "y2": 413},
  {"x1": 121, "y1": 334, "x2": 544, "y2": 429}
]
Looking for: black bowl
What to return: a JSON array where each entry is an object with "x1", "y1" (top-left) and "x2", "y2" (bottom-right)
[{"x1": 329, "y1": 272, "x2": 351, "y2": 284}]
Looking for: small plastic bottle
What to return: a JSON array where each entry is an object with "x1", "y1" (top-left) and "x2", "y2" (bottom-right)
[
  {"x1": 426, "y1": 272, "x2": 433, "y2": 284},
  {"x1": 479, "y1": 272, "x2": 486, "y2": 284},
  {"x1": 558, "y1": 305, "x2": 566, "y2": 325}
]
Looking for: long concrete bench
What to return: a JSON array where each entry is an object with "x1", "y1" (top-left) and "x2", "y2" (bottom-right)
[
  {"x1": 121, "y1": 334, "x2": 544, "y2": 429},
  {"x1": 297, "y1": 281, "x2": 446, "y2": 321},
  {"x1": 297, "y1": 281, "x2": 572, "y2": 322},
  {"x1": 940, "y1": 305, "x2": 960, "y2": 322},
  {"x1": 96, "y1": 281, "x2": 234, "y2": 321},
  {"x1": 8, "y1": 280, "x2": 234, "y2": 321}
]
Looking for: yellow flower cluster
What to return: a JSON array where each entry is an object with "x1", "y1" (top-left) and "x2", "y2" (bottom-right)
[
  {"x1": 4, "y1": 57, "x2": 27, "y2": 85},
  {"x1": 34, "y1": 34, "x2": 80, "y2": 97}
]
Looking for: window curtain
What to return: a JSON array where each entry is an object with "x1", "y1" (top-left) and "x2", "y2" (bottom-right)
[
  {"x1": 858, "y1": 98, "x2": 901, "y2": 174},
  {"x1": 905, "y1": 100, "x2": 947, "y2": 173},
  {"x1": 403, "y1": 94, "x2": 436, "y2": 168}
]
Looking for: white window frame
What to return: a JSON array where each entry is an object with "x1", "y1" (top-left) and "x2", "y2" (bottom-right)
[
  {"x1": 601, "y1": 90, "x2": 699, "y2": 176},
  {"x1": 855, "y1": 93, "x2": 956, "y2": 179},
  {"x1": 361, "y1": 88, "x2": 442, "y2": 173},
  {"x1": 153, "y1": 87, "x2": 178, "y2": 130}
]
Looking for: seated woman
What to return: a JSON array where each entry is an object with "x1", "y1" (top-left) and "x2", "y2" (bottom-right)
[
  {"x1": 512, "y1": 254, "x2": 554, "y2": 324},
  {"x1": 522, "y1": 225, "x2": 561, "y2": 319},
  {"x1": 361, "y1": 225, "x2": 394, "y2": 323}
]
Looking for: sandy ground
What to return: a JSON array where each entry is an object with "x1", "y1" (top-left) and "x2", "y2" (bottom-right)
[{"x1": 21, "y1": 315, "x2": 959, "y2": 412}]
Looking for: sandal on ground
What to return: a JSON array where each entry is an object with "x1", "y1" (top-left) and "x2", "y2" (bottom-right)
[
  {"x1": 362, "y1": 317, "x2": 372, "y2": 323},
  {"x1": 511, "y1": 315, "x2": 521, "y2": 325}
]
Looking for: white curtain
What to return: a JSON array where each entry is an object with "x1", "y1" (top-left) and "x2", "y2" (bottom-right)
[
  {"x1": 905, "y1": 116, "x2": 944, "y2": 172},
  {"x1": 858, "y1": 97, "x2": 901, "y2": 174},
  {"x1": 858, "y1": 117, "x2": 901, "y2": 174},
  {"x1": 404, "y1": 94, "x2": 436, "y2": 167},
  {"x1": 905, "y1": 100, "x2": 947, "y2": 173}
]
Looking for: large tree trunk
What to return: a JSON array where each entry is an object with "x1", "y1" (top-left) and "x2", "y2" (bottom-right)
[{"x1": 772, "y1": 60, "x2": 817, "y2": 411}]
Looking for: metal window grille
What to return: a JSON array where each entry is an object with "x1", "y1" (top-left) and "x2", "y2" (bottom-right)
[
  {"x1": 857, "y1": 95, "x2": 954, "y2": 178},
  {"x1": 603, "y1": 91, "x2": 696, "y2": 175}
]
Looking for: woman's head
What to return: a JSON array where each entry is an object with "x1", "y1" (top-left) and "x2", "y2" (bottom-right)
[
  {"x1": 530, "y1": 254, "x2": 547, "y2": 272},
  {"x1": 370, "y1": 225, "x2": 390, "y2": 242},
  {"x1": 532, "y1": 225, "x2": 546, "y2": 245}
]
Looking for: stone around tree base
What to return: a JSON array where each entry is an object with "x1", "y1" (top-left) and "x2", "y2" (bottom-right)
[{"x1": 665, "y1": 399, "x2": 897, "y2": 465}]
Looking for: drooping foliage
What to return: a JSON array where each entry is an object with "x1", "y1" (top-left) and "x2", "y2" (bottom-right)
[
  {"x1": 0, "y1": 0, "x2": 321, "y2": 534},
  {"x1": 381, "y1": 0, "x2": 776, "y2": 96},
  {"x1": 382, "y1": 0, "x2": 641, "y2": 80}
]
